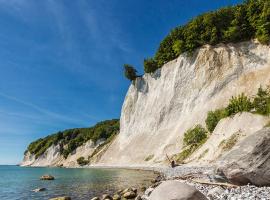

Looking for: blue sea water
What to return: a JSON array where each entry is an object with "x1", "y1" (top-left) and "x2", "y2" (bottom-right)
[{"x1": 0, "y1": 165, "x2": 156, "y2": 200}]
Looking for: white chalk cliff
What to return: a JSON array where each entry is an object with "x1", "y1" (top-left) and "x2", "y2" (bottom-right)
[
  {"x1": 97, "y1": 41, "x2": 270, "y2": 166},
  {"x1": 21, "y1": 41, "x2": 270, "y2": 167}
]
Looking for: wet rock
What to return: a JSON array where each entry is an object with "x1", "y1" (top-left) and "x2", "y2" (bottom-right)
[
  {"x1": 149, "y1": 180, "x2": 207, "y2": 200},
  {"x1": 217, "y1": 128, "x2": 270, "y2": 186},
  {"x1": 112, "y1": 194, "x2": 121, "y2": 200},
  {"x1": 32, "y1": 187, "x2": 46, "y2": 192},
  {"x1": 40, "y1": 174, "x2": 55, "y2": 180},
  {"x1": 144, "y1": 188, "x2": 154, "y2": 196},
  {"x1": 123, "y1": 191, "x2": 136, "y2": 199},
  {"x1": 207, "y1": 186, "x2": 224, "y2": 199},
  {"x1": 49, "y1": 197, "x2": 71, "y2": 200},
  {"x1": 140, "y1": 186, "x2": 146, "y2": 192}
]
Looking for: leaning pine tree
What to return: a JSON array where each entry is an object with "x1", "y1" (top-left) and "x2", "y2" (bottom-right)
[{"x1": 124, "y1": 64, "x2": 138, "y2": 81}]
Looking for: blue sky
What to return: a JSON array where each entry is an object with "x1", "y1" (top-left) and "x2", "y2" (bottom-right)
[{"x1": 0, "y1": 0, "x2": 242, "y2": 164}]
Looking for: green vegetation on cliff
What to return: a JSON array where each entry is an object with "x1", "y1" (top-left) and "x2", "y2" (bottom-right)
[
  {"x1": 26, "y1": 119, "x2": 119, "y2": 159},
  {"x1": 206, "y1": 85, "x2": 270, "y2": 132},
  {"x1": 124, "y1": 0, "x2": 270, "y2": 75}
]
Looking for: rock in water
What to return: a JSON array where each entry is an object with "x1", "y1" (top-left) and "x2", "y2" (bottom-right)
[
  {"x1": 90, "y1": 198, "x2": 100, "y2": 200},
  {"x1": 40, "y1": 174, "x2": 54, "y2": 180},
  {"x1": 217, "y1": 128, "x2": 270, "y2": 186},
  {"x1": 49, "y1": 197, "x2": 71, "y2": 200},
  {"x1": 149, "y1": 180, "x2": 207, "y2": 200},
  {"x1": 32, "y1": 187, "x2": 46, "y2": 192}
]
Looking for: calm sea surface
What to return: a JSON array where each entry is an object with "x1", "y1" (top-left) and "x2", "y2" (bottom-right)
[{"x1": 0, "y1": 165, "x2": 156, "y2": 200}]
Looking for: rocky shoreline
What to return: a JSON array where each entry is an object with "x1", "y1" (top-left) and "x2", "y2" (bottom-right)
[{"x1": 85, "y1": 165, "x2": 270, "y2": 200}]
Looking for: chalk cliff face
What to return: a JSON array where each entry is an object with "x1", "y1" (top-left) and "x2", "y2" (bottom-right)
[
  {"x1": 21, "y1": 41, "x2": 270, "y2": 167},
  {"x1": 21, "y1": 139, "x2": 106, "y2": 167},
  {"x1": 97, "y1": 41, "x2": 270, "y2": 166}
]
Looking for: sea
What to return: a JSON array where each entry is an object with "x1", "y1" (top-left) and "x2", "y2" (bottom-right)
[{"x1": 0, "y1": 165, "x2": 156, "y2": 200}]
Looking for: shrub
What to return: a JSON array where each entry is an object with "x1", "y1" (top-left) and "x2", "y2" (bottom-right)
[
  {"x1": 77, "y1": 157, "x2": 89, "y2": 166},
  {"x1": 183, "y1": 125, "x2": 208, "y2": 147},
  {"x1": 124, "y1": 64, "x2": 138, "y2": 81},
  {"x1": 144, "y1": 58, "x2": 158, "y2": 73},
  {"x1": 144, "y1": 154, "x2": 154, "y2": 161},
  {"x1": 226, "y1": 93, "x2": 253, "y2": 116},
  {"x1": 253, "y1": 86, "x2": 270, "y2": 115},
  {"x1": 205, "y1": 108, "x2": 228, "y2": 132}
]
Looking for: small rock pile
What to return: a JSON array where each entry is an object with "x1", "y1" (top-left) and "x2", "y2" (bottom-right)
[{"x1": 90, "y1": 187, "x2": 141, "y2": 200}]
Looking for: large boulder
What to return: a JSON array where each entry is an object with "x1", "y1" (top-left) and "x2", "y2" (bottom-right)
[
  {"x1": 148, "y1": 180, "x2": 207, "y2": 200},
  {"x1": 216, "y1": 127, "x2": 270, "y2": 186}
]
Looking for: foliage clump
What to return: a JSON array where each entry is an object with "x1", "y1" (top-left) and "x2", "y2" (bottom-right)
[
  {"x1": 205, "y1": 109, "x2": 228, "y2": 132},
  {"x1": 139, "y1": 0, "x2": 270, "y2": 74},
  {"x1": 26, "y1": 119, "x2": 119, "y2": 159},
  {"x1": 176, "y1": 125, "x2": 208, "y2": 163},
  {"x1": 77, "y1": 157, "x2": 89, "y2": 166},
  {"x1": 253, "y1": 86, "x2": 270, "y2": 115},
  {"x1": 144, "y1": 154, "x2": 154, "y2": 162},
  {"x1": 183, "y1": 125, "x2": 208, "y2": 146},
  {"x1": 226, "y1": 93, "x2": 253, "y2": 116},
  {"x1": 124, "y1": 64, "x2": 138, "y2": 81}
]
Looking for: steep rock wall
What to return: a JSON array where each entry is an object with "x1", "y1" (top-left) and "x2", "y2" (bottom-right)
[
  {"x1": 21, "y1": 140, "x2": 103, "y2": 167},
  {"x1": 97, "y1": 41, "x2": 270, "y2": 166}
]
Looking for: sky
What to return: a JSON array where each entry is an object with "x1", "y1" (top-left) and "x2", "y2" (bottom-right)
[{"x1": 0, "y1": 0, "x2": 243, "y2": 165}]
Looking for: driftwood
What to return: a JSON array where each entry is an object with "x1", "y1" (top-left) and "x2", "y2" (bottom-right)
[{"x1": 191, "y1": 179, "x2": 238, "y2": 188}]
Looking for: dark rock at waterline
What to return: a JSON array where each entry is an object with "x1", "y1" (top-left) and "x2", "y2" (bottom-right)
[
  {"x1": 49, "y1": 196, "x2": 71, "y2": 200},
  {"x1": 40, "y1": 174, "x2": 55, "y2": 180},
  {"x1": 216, "y1": 128, "x2": 270, "y2": 186},
  {"x1": 149, "y1": 180, "x2": 207, "y2": 200},
  {"x1": 123, "y1": 191, "x2": 136, "y2": 199},
  {"x1": 112, "y1": 194, "x2": 121, "y2": 200},
  {"x1": 32, "y1": 187, "x2": 46, "y2": 192}
]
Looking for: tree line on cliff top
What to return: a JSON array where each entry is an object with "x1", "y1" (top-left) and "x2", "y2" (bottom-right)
[{"x1": 124, "y1": 0, "x2": 270, "y2": 80}]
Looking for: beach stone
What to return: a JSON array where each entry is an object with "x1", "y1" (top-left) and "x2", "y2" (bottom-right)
[
  {"x1": 217, "y1": 128, "x2": 270, "y2": 186},
  {"x1": 91, "y1": 197, "x2": 100, "y2": 200},
  {"x1": 40, "y1": 174, "x2": 55, "y2": 180},
  {"x1": 149, "y1": 180, "x2": 207, "y2": 200},
  {"x1": 49, "y1": 197, "x2": 71, "y2": 200},
  {"x1": 144, "y1": 188, "x2": 154, "y2": 196},
  {"x1": 140, "y1": 186, "x2": 146, "y2": 192},
  {"x1": 102, "y1": 194, "x2": 112, "y2": 200},
  {"x1": 112, "y1": 194, "x2": 121, "y2": 200},
  {"x1": 207, "y1": 187, "x2": 224, "y2": 199},
  {"x1": 123, "y1": 191, "x2": 136, "y2": 199},
  {"x1": 32, "y1": 187, "x2": 46, "y2": 192}
]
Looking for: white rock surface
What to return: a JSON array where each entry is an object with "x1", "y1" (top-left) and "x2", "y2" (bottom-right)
[
  {"x1": 21, "y1": 140, "x2": 100, "y2": 167},
  {"x1": 97, "y1": 41, "x2": 270, "y2": 166}
]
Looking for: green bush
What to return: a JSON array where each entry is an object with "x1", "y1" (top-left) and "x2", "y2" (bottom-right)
[
  {"x1": 183, "y1": 125, "x2": 207, "y2": 147},
  {"x1": 144, "y1": 58, "x2": 158, "y2": 73},
  {"x1": 77, "y1": 157, "x2": 89, "y2": 166},
  {"x1": 138, "y1": 0, "x2": 270, "y2": 73},
  {"x1": 205, "y1": 108, "x2": 228, "y2": 132},
  {"x1": 253, "y1": 86, "x2": 270, "y2": 115},
  {"x1": 177, "y1": 125, "x2": 207, "y2": 163},
  {"x1": 124, "y1": 64, "x2": 138, "y2": 81},
  {"x1": 226, "y1": 93, "x2": 253, "y2": 116}
]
